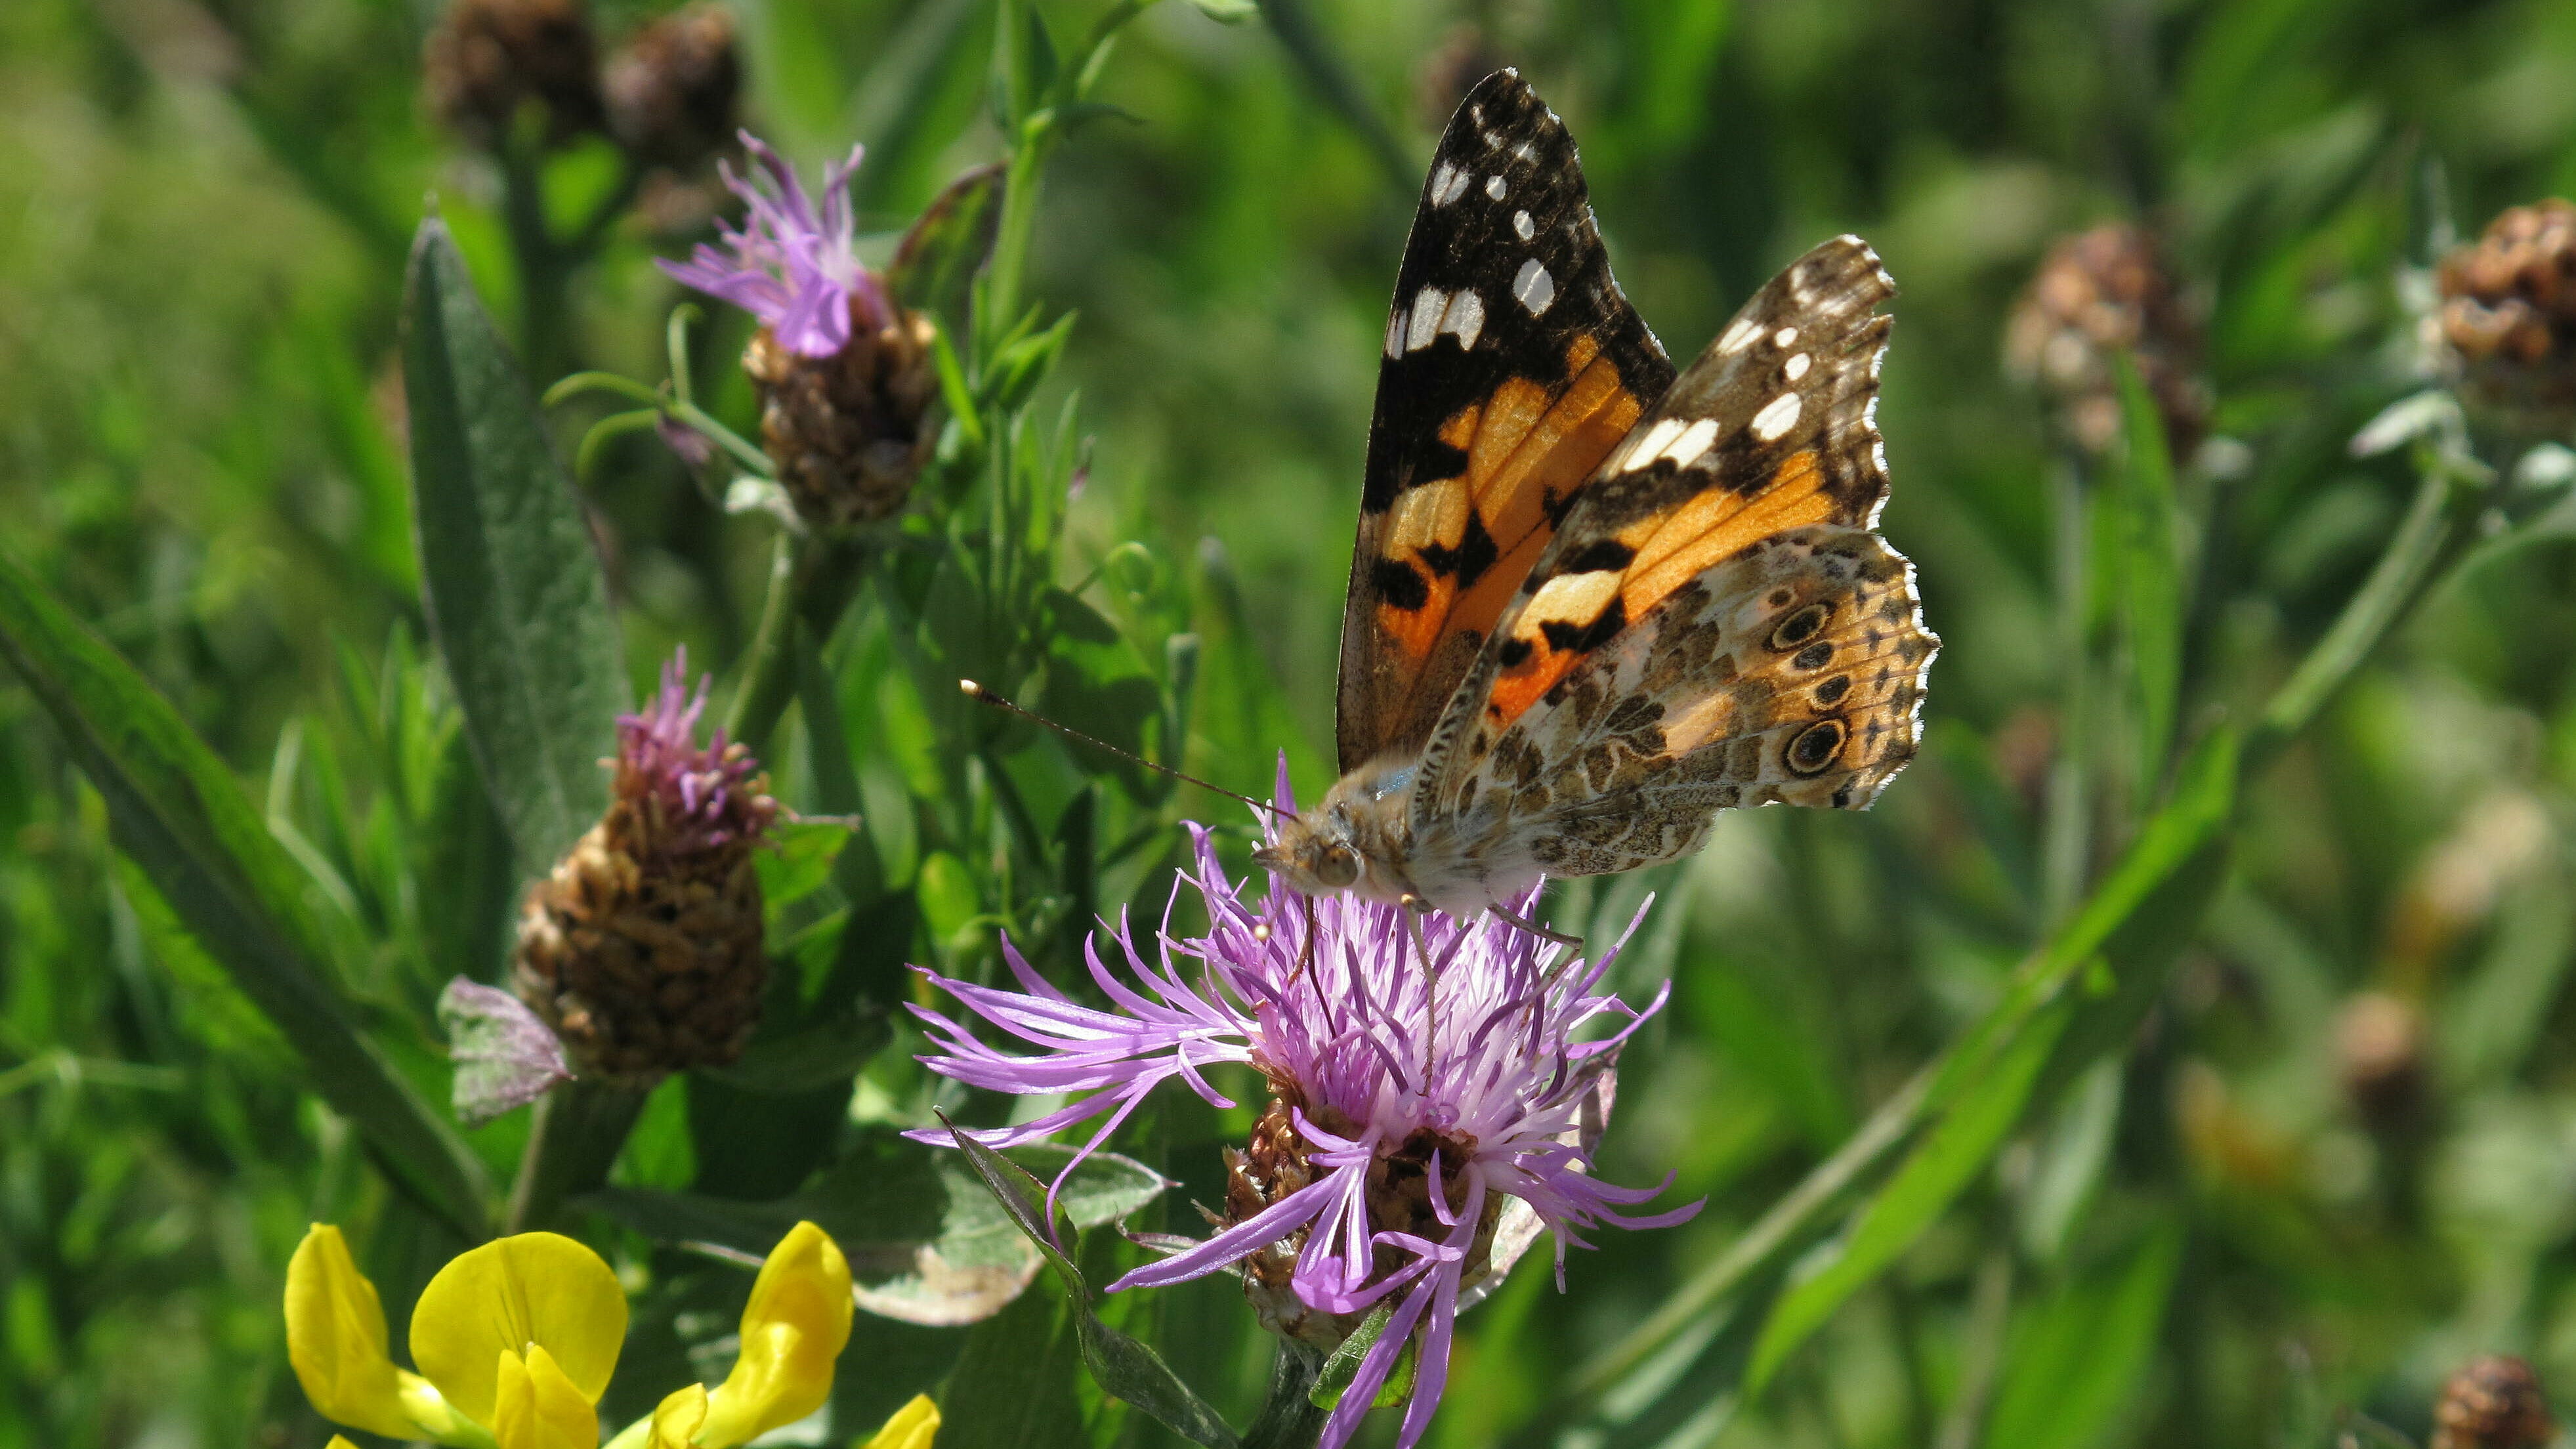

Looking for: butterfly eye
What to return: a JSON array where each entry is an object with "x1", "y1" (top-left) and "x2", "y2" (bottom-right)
[
  {"x1": 1313, "y1": 847, "x2": 1361, "y2": 888},
  {"x1": 1785, "y1": 719, "x2": 1847, "y2": 776},
  {"x1": 1768, "y1": 601, "x2": 1833, "y2": 652}
]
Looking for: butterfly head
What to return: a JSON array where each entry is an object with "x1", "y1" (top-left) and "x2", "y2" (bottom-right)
[{"x1": 1251, "y1": 762, "x2": 1417, "y2": 903}]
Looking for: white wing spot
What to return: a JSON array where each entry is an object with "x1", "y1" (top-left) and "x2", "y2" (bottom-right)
[
  {"x1": 1441, "y1": 289, "x2": 1487, "y2": 352},
  {"x1": 1784, "y1": 352, "x2": 1811, "y2": 381},
  {"x1": 1660, "y1": 418, "x2": 1721, "y2": 468},
  {"x1": 1407, "y1": 287, "x2": 1447, "y2": 352},
  {"x1": 1513, "y1": 209, "x2": 1534, "y2": 240},
  {"x1": 1622, "y1": 417, "x2": 1687, "y2": 472},
  {"x1": 1750, "y1": 392, "x2": 1803, "y2": 442},
  {"x1": 1486, "y1": 174, "x2": 1507, "y2": 200},
  {"x1": 1513, "y1": 140, "x2": 1537, "y2": 161},
  {"x1": 1717, "y1": 317, "x2": 1763, "y2": 353},
  {"x1": 1430, "y1": 163, "x2": 1469, "y2": 207},
  {"x1": 1511, "y1": 257, "x2": 1556, "y2": 315},
  {"x1": 1385, "y1": 309, "x2": 1404, "y2": 359},
  {"x1": 1773, "y1": 326, "x2": 1799, "y2": 347},
  {"x1": 1481, "y1": 128, "x2": 1507, "y2": 148}
]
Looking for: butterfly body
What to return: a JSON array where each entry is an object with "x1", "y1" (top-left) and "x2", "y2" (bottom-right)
[{"x1": 1255, "y1": 70, "x2": 1937, "y2": 917}]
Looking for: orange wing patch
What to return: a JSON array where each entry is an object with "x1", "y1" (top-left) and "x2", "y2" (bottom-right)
[
  {"x1": 1481, "y1": 448, "x2": 1837, "y2": 730},
  {"x1": 1370, "y1": 334, "x2": 1647, "y2": 693}
]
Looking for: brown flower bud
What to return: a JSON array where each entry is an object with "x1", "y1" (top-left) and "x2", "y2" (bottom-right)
[
  {"x1": 2005, "y1": 223, "x2": 2209, "y2": 460},
  {"x1": 513, "y1": 659, "x2": 776, "y2": 1084},
  {"x1": 745, "y1": 299, "x2": 942, "y2": 532},
  {"x1": 2434, "y1": 1355, "x2": 2554, "y2": 1449},
  {"x1": 422, "y1": 0, "x2": 605, "y2": 150},
  {"x1": 2437, "y1": 200, "x2": 2576, "y2": 428},
  {"x1": 605, "y1": 2, "x2": 742, "y2": 172},
  {"x1": 2334, "y1": 991, "x2": 2427, "y2": 1135}
]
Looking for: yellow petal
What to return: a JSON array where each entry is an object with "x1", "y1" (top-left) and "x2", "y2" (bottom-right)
[
  {"x1": 412, "y1": 1232, "x2": 627, "y2": 1427},
  {"x1": 860, "y1": 1395, "x2": 941, "y2": 1449},
  {"x1": 694, "y1": 1222, "x2": 855, "y2": 1448},
  {"x1": 327, "y1": 1438, "x2": 364, "y2": 1449},
  {"x1": 493, "y1": 1345, "x2": 601, "y2": 1449},
  {"x1": 648, "y1": 1383, "x2": 710, "y2": 1449},
  {"x1": 284, "y1": 1224, "x2": 422, "y2": 1440}
]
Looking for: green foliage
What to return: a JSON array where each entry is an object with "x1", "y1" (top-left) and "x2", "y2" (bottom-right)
[{"x1": 11, "y1": 0, "x2": 2576, "y2": 1446}]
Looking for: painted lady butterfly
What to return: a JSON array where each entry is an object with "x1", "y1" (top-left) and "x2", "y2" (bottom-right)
[{"x1": 1254, "y1": 70, "x2": 1939, "y2": 923}]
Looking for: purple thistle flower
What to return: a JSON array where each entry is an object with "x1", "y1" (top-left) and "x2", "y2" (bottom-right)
[
  {"x1": 616, "y1": 648, "x2": 776, "y2": 858},
  {"x1": 910, "y1": 763, "x2": 1699, "y2": 1449},
  {"x1": 658, "y1": 131, "x2": 895, "y2": 358}
]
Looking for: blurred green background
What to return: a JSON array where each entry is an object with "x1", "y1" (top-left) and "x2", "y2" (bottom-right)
[{"x1": 12, "y1": 0, "x2": 2576, "y2": 1445}]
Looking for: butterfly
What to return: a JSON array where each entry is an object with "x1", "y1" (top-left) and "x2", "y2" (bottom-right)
[{"x1": 1252, "y1": 69, "x2": 1937, "y2": 927}]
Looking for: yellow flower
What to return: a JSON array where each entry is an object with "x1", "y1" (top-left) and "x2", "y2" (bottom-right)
[
  {"x1": 285, "y1": 1225, "x2": 623, "y2": 1449},
  {"x1": 605, "y1": 1221, "x2": 858, "y2": 1448},
  {"x1": 861, "y1": 1395, "x2": 941, "y2": 1449}
]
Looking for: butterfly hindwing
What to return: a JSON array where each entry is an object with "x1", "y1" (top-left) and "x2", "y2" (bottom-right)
[
  {"x1": 1336, "y1": 69, "x2": 1674, "y2": 775},
  {"x1": 1412, "y1": 237, "x2": 1936, "y2": 883}
]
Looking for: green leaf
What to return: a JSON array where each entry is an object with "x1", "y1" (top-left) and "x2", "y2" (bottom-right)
[
  {"x1": 755, "y1": 818, "x2": 855, "y2": 917},
  {"x1": 402, "y1": 215, "x2": 628, "y2": 875},
  {"x1": 1309, "y1": 1301, "x2": 1417, "y2": 1410},
  {"x1": 889, "y1": 161, "x2": 1006, "y2": 338},
  {"x1": 1184, "y1": 0, "x2": 1259, "y2": 20},
  {"x1": 2113, "y1": 354, "x2": 2184, "y2": 787},
  {"x1": 0, "y1": 549, "x2": 491, "y2": 1236},
  {"x1": 1744, "y1": 728, "x2": 2237, "y2": 1391},
  {"x1": 944, "y1": 1119, "x2": 1242, "y2": 1447},
  {"x1": 1983, "y1": 1224, "x2": 2184, "y2": 1449}
]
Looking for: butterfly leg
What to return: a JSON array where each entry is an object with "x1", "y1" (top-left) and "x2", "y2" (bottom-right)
[
  {"x1": 1487, "y1": 900, "x2": 1583, "y2": 951},
  {"x1": 1399, "y1": 894, "x2": 1443, "y2": 1056},
  {"x1": 1297, "y1": 894, "x2": 1318, "y2": 991}
]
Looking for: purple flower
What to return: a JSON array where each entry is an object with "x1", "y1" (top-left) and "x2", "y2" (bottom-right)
[
  {"x1": 910, "y1": 765, "x2": 1698, "y2": 1449},
  {"x1": 616, "y1": 648, "x2": 775, "y2": 857},
  {"x1": 659, "y1": 131, "x2": 893, "y2": 358}
]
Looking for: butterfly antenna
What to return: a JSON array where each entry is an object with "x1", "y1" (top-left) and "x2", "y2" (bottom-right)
[{"x1": 959, "y1": 680, "x2": 1290, "y2": 818}]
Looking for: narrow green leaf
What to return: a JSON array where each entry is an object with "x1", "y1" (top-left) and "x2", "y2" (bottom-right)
[
  {"x1": 1748, "y1": 998, "x2": 2071, "y2": 1391},
  {"x1": 1310, "y1": 1301, "x2": 1415, "y2": 1410},
  {"x1": 402, "y1": 215, "x2": 627, "y2": 874},
  {"x1": 1983, "y1": 1224, "x2": 2184, "y2": 1449},
  {"x1": 0, "y1": 550, "x2": 490, "y2": 1235},
  {"x1": 944, "y1": 1120, "x2": 1242, "y2": 1447},
  {"x1": 889, "y1": 161, "x2": 1006, "y2": 338},
  {"x1": 1185, "y1": 0, "x2": 1259, "y2": 20},
  {"x1": 2113, "y1": 354, "x2": 2184, "y2": 787}
]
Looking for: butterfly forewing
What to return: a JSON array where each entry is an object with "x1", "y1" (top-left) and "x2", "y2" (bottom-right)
[
  {"x1": 1412, "y1": 237, "x2": 1937, "y2": 883},
  {"x1": 1336, "y1": 70, "x2": 1674, "y2": 775}
]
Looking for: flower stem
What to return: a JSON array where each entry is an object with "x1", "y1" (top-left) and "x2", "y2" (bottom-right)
[
  {"x1": 1240, "y1": 1341, "x2": 1328, "y2": 1449},
  {"x1": 505, "y1": 1077, "x2": 650, "y2": 1234},
  {"x1": 727, "y1": 534, "x2": 878, "y2": 754}
]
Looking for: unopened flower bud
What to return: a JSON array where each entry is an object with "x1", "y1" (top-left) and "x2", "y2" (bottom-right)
[
  {"x1": 2436, "y1": 200, "x2": 2576, "y2": 429},
  {"x1": 744, "y1": 305, "x2": 940, "y2": 531},
  {"x1": 2005, "y1": 223, "x2": 2208, "y2": 459},
  {"x1": 513, "y1": 654, "x2": 776, "y2": 1084},
  {"x1": 2434, "y1": 1355, "x2": 2554, "y2": 1449},
  {"x1": 605, "y1": 2, "x2": 741, "y2": 173},
  {"x1": 2334, "y1": 991, "x2": 2426, "y2": 1135},
  {"x1": 422, "y1": 0, "x2": 605, "y2": 150}
]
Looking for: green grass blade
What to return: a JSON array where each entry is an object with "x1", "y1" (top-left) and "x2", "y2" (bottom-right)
[
  {"x1": 2114, "y1": 354, "x2": 2184, "y2": 789},
  {"x1": 0, "y1": 549, "x2": 491, "y2": 1237}
]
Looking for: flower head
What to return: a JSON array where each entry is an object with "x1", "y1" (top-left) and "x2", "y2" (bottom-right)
[
  {"x1": 660, "y1": 133, "x2": 891, "y2": 358},
  {"x1": 910, "y1": 765, "x2": 1698, "y2": 1449},
  {"x1": 286, "y1": 1221, "x2": 868, "y2": 1449},
  {"x1": 513, "y1": 649, "x2": 778, "y2": 1082}
]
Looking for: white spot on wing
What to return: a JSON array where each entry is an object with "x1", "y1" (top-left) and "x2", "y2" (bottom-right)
[
  {"x1": 1784, "y1": 352, "x2": 1811, "y2": 381},
  {"x1": 1750, "y1": 392, "x2": 1803, "y2": 442},
  {"x1": 1773, "y1": 326, "x2": 1799, "y2": 347},
  {"x1": 1408, "y1": 287, "x2": 1447, "y2": 352},
  {"x1": 1385, "y1": 310, "x2": 1404, "y2": 359},
  {"x1": 1511, "y1": 257, "x2": 1556, "y2": 315},
  {"x1": 1717, "y1": 317, "x2": 1763, "y2": 353},
  {"x1": 1621, "y1": 417, "x2": 1687, "y2": 472},
  {"x1": 1430, "y1": 163, "x2": 1469, "y2": 207},
  {"x1": 1660, "y1": 418, "x2": 1721, "y2": 467},
  {"x1": 1486, "y1": 175, "x2": 1507, "y2": 200},
  {"x1": 1513, "y1": 209, "x2": 1534, "y2": 240},
  {"x1": 1441, "y1": 289, "x2": 1486, "y2": 352}
]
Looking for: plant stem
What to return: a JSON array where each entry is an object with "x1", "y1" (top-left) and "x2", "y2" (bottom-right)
[
  {"x1": 2040, "y1": 456, "x2": 2092, "y2": 928},
  {"x1": 1240, "y1": 1341, "x2": 1328, "y2": 1449},
  {"x1": 727, "y1": 534, "x2": 879, "y2": 754},
  {"x1": 505, "y1": 1077, "x2": 651, "y2": 1234}
]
